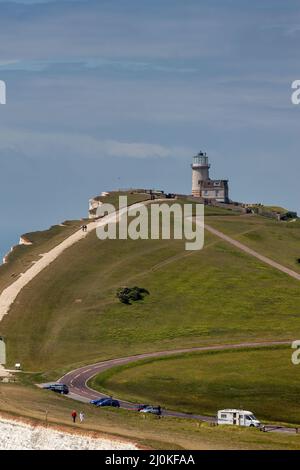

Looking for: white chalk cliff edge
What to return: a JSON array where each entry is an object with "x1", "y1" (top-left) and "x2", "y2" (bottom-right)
[{"x1": 0, "y1": 415, "x2": 138, "y2": 450}]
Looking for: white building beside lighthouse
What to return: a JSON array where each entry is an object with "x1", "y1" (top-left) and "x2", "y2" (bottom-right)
[{"x1": 191, "y1": 151, "x2": 229, "y2": 203}]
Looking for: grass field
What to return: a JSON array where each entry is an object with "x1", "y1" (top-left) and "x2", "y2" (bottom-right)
[
  {"x1": 0, "y1": 220, "x2": 84, "y2": 292},
  {"x1": 89, "y1": 191, "x2": 152, "y2": 217},
  {"x1": 0, "y1": 192, "x2": 153, "y2": 293},
  {"x1": 1, "y1": 200, "x2": 300, "y2": 371},
  {"x1": 93, "y1": 191, "x2": 152, "y2": 205},
  {"x1": 90, "y1": 346, "x2": 300, "y2": 425},
  {"x1": 207, "y1": 215, "x2": 300, "y2": 273},
  {"x1": 1, "y1": 382, "x2": 300, "y2": 450},
  {"x1": 1, "y1": 195, "x2": 300, "y2": 447},
  {"x1": 204, "y1": 206, "x2": 241, "y2": 217}
]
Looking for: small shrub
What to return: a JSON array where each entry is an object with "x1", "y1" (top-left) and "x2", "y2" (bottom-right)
[{"x1": 116, "y1": 286, "x2": 150, "y2": 305}]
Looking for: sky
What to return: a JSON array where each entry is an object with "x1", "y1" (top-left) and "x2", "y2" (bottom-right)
[{"x1": 0, "y1": 0, "x2": 300, "y2": 259}]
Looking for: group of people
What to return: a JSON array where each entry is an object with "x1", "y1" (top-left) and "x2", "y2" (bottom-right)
[
  {"x1": 81, "y1": 224, "x2": 88, "y2": 232},
  {"x1": 71, "y1": 410, "x2": 85, "y2": 424}
]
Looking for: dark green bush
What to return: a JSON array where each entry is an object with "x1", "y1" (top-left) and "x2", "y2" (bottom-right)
[{"x1": 116, "y1": 286, "x2": 150, "y2": 305}]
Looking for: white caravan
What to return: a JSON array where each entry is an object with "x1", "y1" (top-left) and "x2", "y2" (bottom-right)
[{"x1": 217, "y1": 409, "x2": 261, "y2": 428}]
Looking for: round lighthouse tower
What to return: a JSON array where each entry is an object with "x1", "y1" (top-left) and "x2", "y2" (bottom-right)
[{"x1": 191, "y1": 151, "x2": 210, "y2": 197}]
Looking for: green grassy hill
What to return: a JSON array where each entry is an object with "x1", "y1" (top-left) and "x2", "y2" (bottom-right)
[
  {"x1": 206, "y1": 214, "x2": 300, "y2": 273},
  {"x1": 1, "y1": 193, "x2": 300, "y2": 446},
  {"x1": 1, "y1": 197, "x2": 300, "y2": 375},
  {"x1": 0, "y1": 220, "x2": 84, "y2": 293}
]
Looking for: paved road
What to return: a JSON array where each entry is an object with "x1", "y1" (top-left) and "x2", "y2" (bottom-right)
[{"x1": 58, "y1": 340, "x2": 295, "y2": 431}]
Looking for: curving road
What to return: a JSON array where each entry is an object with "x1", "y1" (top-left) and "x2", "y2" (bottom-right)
[{"x1": 58, "y1": 340, "x2": 292, "y2": 428}]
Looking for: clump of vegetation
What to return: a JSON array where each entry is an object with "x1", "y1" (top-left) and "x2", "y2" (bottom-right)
[{"x1": 116, "y1": 286, "x2": 149, "y2": 305}]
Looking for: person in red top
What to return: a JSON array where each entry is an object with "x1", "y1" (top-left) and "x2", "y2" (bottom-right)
[{"x1": 71, "y1": 410, "x2": 77, "y2": 423}]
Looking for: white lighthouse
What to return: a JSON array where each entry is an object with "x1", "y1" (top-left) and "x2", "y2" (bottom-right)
[
  {"x1": 191, "y1": 151, "x2": 210, "y2": 196},
  {"x1": 191, "y1": 151, "x2": 229, "y2": 202}
]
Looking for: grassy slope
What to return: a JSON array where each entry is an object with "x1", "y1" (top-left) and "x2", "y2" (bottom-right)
[
  {"x1": 0, "y1": 220, "x2": 84, "y2": 293},
  {"x1": 90, "y1": 346, "x2": 300, "y2": 425},
  {"x1": 1, "y1": 382, "x2": 300, "y2": 450},
  {"x1": 93, "y1": 191, "x2": 152, "y2": 206},
  {"x1": 1, "y1": 199, "x2": 300, "y2": 448},
  {"x1": 89, "y1": 191, "x2": 152, "y2": 216},
  {"x1": 1, "y1": 203, "x2": 300, "y2": 371},
  {"x1": 207, "y1": 215, "x2": 300, "y2": 273},
  {"x1": 0, "y1": 192, "x2": 149, "y2": 294}
]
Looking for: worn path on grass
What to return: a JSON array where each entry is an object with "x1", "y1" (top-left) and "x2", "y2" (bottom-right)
[
  {"x1": 0, "y1": 199, "x2": 159, "y2": 322},
  {"x1": 2, "y1": 207, "x2": 300, "y2": 324},
  {"x1": 203, "y1": 222, "x2": 300, "y2": 281}
]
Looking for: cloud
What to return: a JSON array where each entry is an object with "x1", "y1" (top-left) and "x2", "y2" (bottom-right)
[
  {"x1": 103, "y1": 140, "x2": 177, "y2": 159},
  {"x1": 0, "y1": 0, "x2": 299, "y2": 229},
  {"x1": 0, "y1": 128, "x2": 190, "y2": 160},
  {"x1": 0, "y1": 58, "x2": 197, "y2": 74},
  {"x1": 0, "y1": 0, "x2": 80, "y2": 3},
  {"x1": 0, "y1": 1, "x2": 236, "y2": 61}
]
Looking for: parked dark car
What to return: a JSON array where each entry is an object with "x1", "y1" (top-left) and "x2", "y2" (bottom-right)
[
  {"x1": 90, "y1": 397, "x2": 120, "y2": 408},
  {"x1": 43, "y1": 383, "x2": 69, "y2": 395},
  {"x1": 139, "y1": 405, "x2": 162, "y2": 416}
]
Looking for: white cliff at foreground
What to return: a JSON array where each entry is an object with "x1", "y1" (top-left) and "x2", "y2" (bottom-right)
[{"x1": 0, "y1": 416, "x2": 138, "y2": 450}]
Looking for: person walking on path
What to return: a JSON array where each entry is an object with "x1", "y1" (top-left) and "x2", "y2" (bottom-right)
[
  {"x1": 79, "y1": 411, "x2": 85, "y2": 424},
  {"x1": 71, "y1": 410, "x2": 77, "y2": 423}
]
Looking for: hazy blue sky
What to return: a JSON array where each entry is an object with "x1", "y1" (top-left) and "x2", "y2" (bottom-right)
[{"x1": 0, "y1": 0, "x2": 300, "y2": 259}]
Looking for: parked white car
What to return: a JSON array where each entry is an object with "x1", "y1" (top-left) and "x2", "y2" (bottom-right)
[{"x1": 217, "y1": 409, "x2": 261, "y2": 427}]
